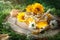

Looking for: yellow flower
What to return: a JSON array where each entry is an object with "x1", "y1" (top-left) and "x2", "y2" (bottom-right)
[
  {"x1": 26, "y1": 3, "x2": 44, "y2": 14},
  {"x1": 25, "y1": 17, "x2": 35, "y2": 25},
  {"x1": 36, "y1": 21, "x2": 48, "y2": 29},
  {"x1": 17, "y1": 12, "x2": 25, "y2": 22},
  {"x1": 46, "y1": 13, "x2": 52, "y2": 20},
  {"x1": 32, "y1": 3, "x2": 44, "y2": 14},
  {"x1": 26, "y1": 5, "x2": 33, "y2": 12}
]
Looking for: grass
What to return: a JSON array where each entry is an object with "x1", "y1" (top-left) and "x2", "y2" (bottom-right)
[
  {"x1": 0, "y1": 2, "x2": 27, "y2": 40},
  {"x1": 0, "y1": 1, "x2": 60, "y2": 40}
]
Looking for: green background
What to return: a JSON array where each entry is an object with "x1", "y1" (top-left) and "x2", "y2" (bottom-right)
[{"x1": 0, "y1": 0, "x2": 60, "y2": 40}]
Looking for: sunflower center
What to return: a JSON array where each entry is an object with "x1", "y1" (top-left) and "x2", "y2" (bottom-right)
[
  {"x1": 21, "y1": 16, "x2": 25, "y2": 20},
  {"x1": 36, "y1": 8, "x2": 40, "y2": 11}
]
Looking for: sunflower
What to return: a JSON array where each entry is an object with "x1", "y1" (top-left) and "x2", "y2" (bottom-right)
[
  {"x1": 17, "y1": 12, "x2": 26, "y2": 22},
  {"x1": 36, "y1": 21, "x2": 48, "y2": 29},
  {"x1": 26, "y1": 3, "x2": 44, "y2": 14},
  {"x1": 26, "y1": 5, "x2": 33, "y2": 12},
  {"x1": 32, "y1": 3, "x2": 44, "y2": 14},
  {"x1": 25, "y1": 17, "x2": 35, "y2": 25}
]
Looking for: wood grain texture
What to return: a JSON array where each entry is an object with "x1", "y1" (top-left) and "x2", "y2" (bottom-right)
[{"x1": 6, "y1": 17, "x2": 60, "y2": 38}]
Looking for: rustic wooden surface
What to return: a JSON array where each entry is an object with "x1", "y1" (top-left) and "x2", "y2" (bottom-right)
[{"x1": 6, "y1": 17, "x2": 60, "y2": 38}]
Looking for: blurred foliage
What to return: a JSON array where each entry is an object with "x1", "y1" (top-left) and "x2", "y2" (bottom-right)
[
  {"x1": 48, "y1": 32, "x2": 60, "y2": 40},
  {"x1": 3, "y1": 0, "x2": 60, "y2": 16},
  {"x1": 0, "y1": 0, "x2": 60, "y2": 40},
  {"x1": 0, "y1": 1, "x2": 27, "y2": 40},
  {"x1": 6, "y1": 0, "x2": 60, "y2": 9}
]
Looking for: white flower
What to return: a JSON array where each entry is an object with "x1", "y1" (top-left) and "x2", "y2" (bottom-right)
[
  {"x1": 50, "y1": 20, "x2": 58, "y2": 29},
  {"x1": 28, "y1": 22, "x2": 36, "y2": 29}
]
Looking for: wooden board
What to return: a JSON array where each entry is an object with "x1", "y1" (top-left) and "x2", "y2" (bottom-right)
[{"x1": 6, "y1": 17, "x2": 60, "y2": 38}]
